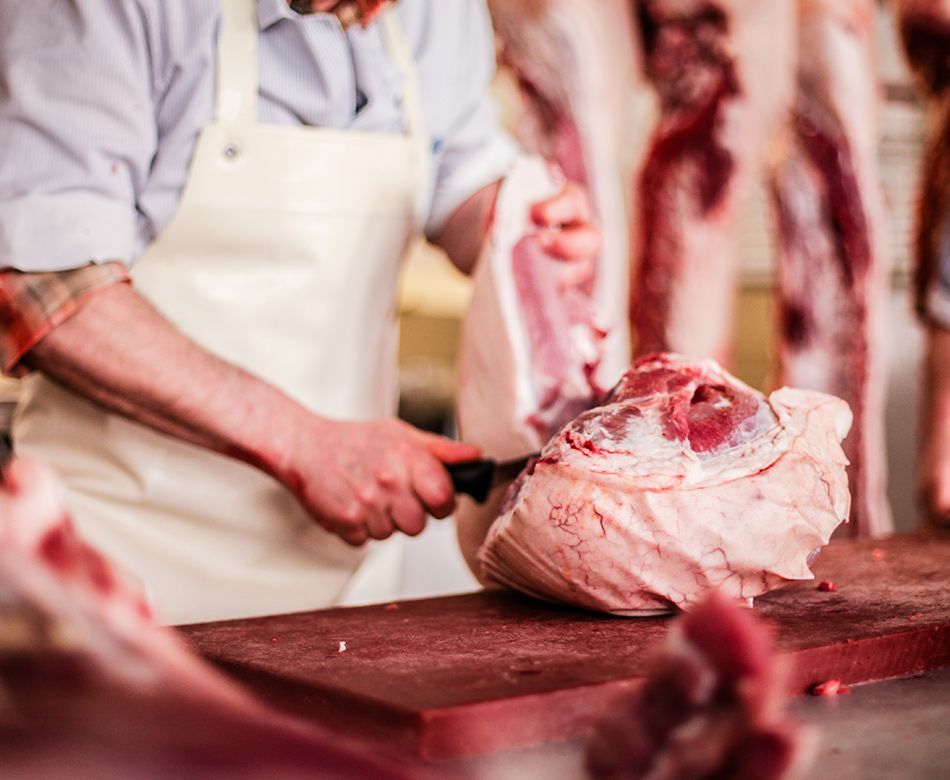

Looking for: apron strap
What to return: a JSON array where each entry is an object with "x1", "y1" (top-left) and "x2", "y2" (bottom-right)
[
  {"x1": 379, "y1": 11, "x2": 430, "y2": 222},
  {"x1": 215, "y1": 0, "x2": 259, "y2": 125},
  {"x1": 380, "y1": 12, "x2": 426, "y2": 146}
]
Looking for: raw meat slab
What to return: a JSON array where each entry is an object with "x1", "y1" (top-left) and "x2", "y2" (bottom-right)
[{"x1": 180, "y1": 533, "x2": 950, "y2": 760}]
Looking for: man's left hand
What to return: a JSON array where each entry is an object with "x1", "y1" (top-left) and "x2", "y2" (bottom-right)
[{"x1": 529, "y1": 182, "x2": 602, "y2": 265}]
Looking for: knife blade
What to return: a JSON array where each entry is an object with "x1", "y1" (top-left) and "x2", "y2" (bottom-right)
[{"x1": 446, "y1": 454, "x2": 538, "y2": 504}]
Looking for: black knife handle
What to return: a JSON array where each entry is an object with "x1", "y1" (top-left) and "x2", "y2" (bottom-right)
[{"x1": 445, "y1": 459, "x2": 495, "y2": 504}]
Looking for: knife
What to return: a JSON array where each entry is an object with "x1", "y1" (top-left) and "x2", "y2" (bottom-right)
[{"x1": 446, "y1": 454, "x2": 538, "y2": 504}]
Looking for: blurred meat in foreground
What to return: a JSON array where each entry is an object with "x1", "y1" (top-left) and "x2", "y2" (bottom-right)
[
  {"x1": 586, "y1": 592, "x2": 805, "y2": 780},
  {"x1": 0, "y1": 457, "x2": 404, "y2": 779}
]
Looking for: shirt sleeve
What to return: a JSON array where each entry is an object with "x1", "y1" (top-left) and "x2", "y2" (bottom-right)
[
  {"x1": 0, "y1": 2, "x2": 160, "y2": 272},
  {"x1": 0, "y1": 262, "x2": 131, "y2": 377},
  {"x1": 421, "y1": 1, "x2": 519, "y2": 239}
]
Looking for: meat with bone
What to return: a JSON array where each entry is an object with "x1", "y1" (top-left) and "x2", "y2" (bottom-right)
[
  {"x1": 487, "y1": 0, "x2": 634, "y2": 397},
  {"x1": 457, "y1": 156, "x2": 618, "y2": 458},
  {"x1": 0, "y1": 458, "x2": 404, "y2": 779},
  {"x1": 896, "y1": 0, "x2": 950, "y2": 322},
  {"x1": 767, "y1": 0, "x2": 892, "y2": 538},
  {"x1": 478, "y1": 353, "x2": 851, "y2": 615},
  {"x1": 630, "y1": 0, "x2": 797, "y2": 364},
  {"x1": 586, "y1": 592, "x2": 804, "y2": 780}
]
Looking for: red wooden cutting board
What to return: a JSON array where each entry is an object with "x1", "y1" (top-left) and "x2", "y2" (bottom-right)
[{"x1": 180, "y1": 533, "x2": 950, "y2": 760}]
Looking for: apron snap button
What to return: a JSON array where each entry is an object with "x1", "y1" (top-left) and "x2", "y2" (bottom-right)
[{"x1": 223, "y1": 143, "x2": 241, "y2": 160}]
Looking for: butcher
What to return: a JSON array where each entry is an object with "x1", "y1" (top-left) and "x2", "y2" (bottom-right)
[
  {"x1": 897, "y1": 0, "x2": 950, "y2": 530},
  {"x1": 0, "y1": 0, "x2": 599, "y2": 624}
]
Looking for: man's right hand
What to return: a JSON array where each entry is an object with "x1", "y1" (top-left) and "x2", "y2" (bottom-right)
[{"x1": 279, "y1": 417, "x2": 481, "y2": 546}]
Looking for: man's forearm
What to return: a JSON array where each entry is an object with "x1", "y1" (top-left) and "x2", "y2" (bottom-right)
[
  {"x1": 23, "y1": 283, "x2": 308, "y2": 484},
  {"x1": 431, "y1": 180, "x2": 501, "y2": 275}
]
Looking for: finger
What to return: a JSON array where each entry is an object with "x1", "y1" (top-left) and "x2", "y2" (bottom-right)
[
  {"x1": 410, "y1": 453, "x2": 456, "y2": 519},
  {"x1": 556, "y1": 256, "x2": 596, "y2": 292},
  {"x1": 389, "y1": 495, "x2": 427, "y2": 537},
  {"x1": 338, "y1": 526, "x2": 370, "y2": 547},
  {"x1": 352, "y1": 481, "x2": 395, "y2": 540},
  {"x1": 303, "y1": 485, "x2": 364, "y2": 536},
  {"x1": 365, "y1": 511, "x2": 396, "y2": 541},
  {"x1": 537, "y1": 224, "x2": 602, "y2": 262},
  {"x1": 414, "y1": 430, "x2": 481, "y2": 464},
  {"x1": 530, "y1": 183, "x2": 591, "y2": 228}
]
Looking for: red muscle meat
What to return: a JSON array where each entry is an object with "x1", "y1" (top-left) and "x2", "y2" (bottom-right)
[
  {"x1": 0, "y1": 458, "x2": 404, "y2": 779},
  {"x1": 586, "y1": 592, "x2": 804, "y2": 780},
  {"x1": 478, "y1": 353, "x2": 851, "y2": 615}
]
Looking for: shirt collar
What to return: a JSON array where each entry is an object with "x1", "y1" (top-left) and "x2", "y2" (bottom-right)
[{"x1": 257, "y1": 0, "x2": 298, "y2": 31}]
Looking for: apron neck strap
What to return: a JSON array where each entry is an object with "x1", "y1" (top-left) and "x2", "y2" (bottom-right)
[
  {"x1": 215, "y1": 0, "x2": 259, "y2": 125},
  {"x1": 213, "y1": 3, "x2": 428, "y2": 163},
  {"x1": 379, "y1": 11, "x2": 426, "y2": 145}
]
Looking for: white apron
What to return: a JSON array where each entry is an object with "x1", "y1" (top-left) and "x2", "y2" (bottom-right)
[{"x1": 13, "y1": 1, "x2": 428, "y2": 625}]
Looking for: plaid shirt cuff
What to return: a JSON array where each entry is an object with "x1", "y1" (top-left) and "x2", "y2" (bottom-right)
[{"x1": 0, "y1": 261, "x2": 131, "y2": 377}]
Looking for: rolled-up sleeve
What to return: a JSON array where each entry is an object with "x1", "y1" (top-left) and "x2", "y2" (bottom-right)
[
  {"x1": 0, "y1": 262, "x2": 131, "y2": 376},
  {"x1": 420, "y1": 1, "x2": 518, "y2": 238},
  {"x1": 0, "y1": 2, "x2": 159, "y2": 271}
]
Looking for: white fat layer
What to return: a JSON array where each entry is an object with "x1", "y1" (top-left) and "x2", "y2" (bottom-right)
[
  {"x1": 546, "y1": 384, "x2": 850, "y2": 490},
  {"x1": 489, "y1": 156, "x2": 563, "y2": 429}
]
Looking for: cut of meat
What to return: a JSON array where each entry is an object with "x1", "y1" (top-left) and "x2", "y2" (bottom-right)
[
  {"x1": 0, "y1": 457, "x2": 405, "y2": 779},
  {"x1": 457, "y1": 156, "x2": 618, "y2": 458},
  {"x1": 630, "y1": 0, "x2": 797, "y2": 364},
  {"x1": 478, "y1": 353, "x2": 851, "y2": 615},
  {"x1": 488, "y1": 0, "x2": 634, "y2": 398},
  {"x1": 586, "y1": 592, "x2": 802, "y2": 780},
  {"x1": 767, "y1": 0, "x2": 892, "y2": 538}
]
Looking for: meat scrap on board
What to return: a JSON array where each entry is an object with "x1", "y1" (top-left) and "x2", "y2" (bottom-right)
[
  {"x1": 478, "y1": 353, "x2": 852, "y2": 615},
  {"x1": 0, "y1": 458, "x2": 404, "y2": 780}
]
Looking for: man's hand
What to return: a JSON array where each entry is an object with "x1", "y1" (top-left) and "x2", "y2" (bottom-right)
[
  {"x1": 281, "y1": 418, "x2": 481, "y2": 546},
  {"x1": 529, "y1": 181, "x2": 602, "y2": 265},
  {"x1": 435, "y1": 178, "x2": 602, "y2": 276}
]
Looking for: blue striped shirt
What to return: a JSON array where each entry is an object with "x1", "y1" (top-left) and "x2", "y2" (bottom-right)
[{"x1": 0, "y1": 0, "x2": 517, "y2": 271}]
